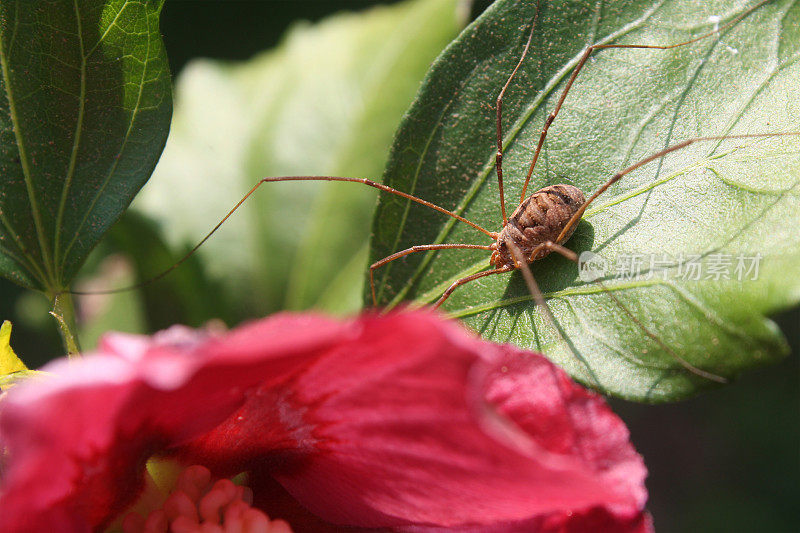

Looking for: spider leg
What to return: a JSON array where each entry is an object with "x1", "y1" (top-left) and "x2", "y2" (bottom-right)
[
  {"x1": 495, "y1": 0, "x2": 541, "y2": 225},
  {"x1": 369, "y1": 243, "x2": 492, "y2": 307},
  {"x1": 556, "y1": 132, "x2": 799, "y2": 244},
  {"x1": 506, "y1": 241, "x2": 603, "y2": 391},
  {"x1": 71, "y1": 176, "x2": 496, "y2": 296},
  {"x1": 433, "y1": 267, "x2": 511, "y2": 309},
  {"x1": 528, "y1": 240, "x2": 727, "y2": 383},
  {"x1": 519, "y1": 0, "x2": 772, "y2": 202}
]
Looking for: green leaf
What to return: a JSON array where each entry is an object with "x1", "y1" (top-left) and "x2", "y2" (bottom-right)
[
  {"x1": 0, "y1": 0, "x2": 172, "y2": 294},
  {"x1": 130, "y1": 0, "x2": 460, "y2": 318},
  {"x1": 370, "y1": 0, "x2": 800, "y2": 401}
]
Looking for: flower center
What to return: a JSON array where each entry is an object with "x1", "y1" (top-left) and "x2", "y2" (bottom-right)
[{"x1": 121, "y1": 465, "x2": 292, "y2": 533}]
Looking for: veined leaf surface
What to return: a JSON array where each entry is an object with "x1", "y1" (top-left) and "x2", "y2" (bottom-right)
[
  {"x1": 0, "y1": 0, "x2": 171, "y2": 293},
  {"x1": 370, "y1": 0, "x2": 800, "y2": 401}
]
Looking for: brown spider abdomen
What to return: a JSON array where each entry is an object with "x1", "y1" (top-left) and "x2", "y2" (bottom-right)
[{"x1": 491, "y1": 184, "x2": 586, "y2": 268}]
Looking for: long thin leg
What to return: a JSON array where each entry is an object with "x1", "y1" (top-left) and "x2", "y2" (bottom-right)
[
  {"x1": 70, "y1": 176, "x2": 496, "y2": 295},
  {"x1": 507, "y1": 242, "x2": 559, "y2": 340},
  {"x1": 433, "y1": 267, "x2": 511, "y2": 309},
  {"x1": 555, "y1": 132, "x2": 800, "y2": 244},
  {"x1": 495, "y1": 0, "x2": 541, "y2": 226},
  {"x1": 258, "y1": 177, "x2": 495, "y2": 238},
  {"x1": 519, "y1": 0, "x2": 772, "y2": 202},
  {"x1": 369, "y1": 243, "x2": 492, "y2": 306},
  {"x1": 527, "y1": 240, "x2": 726, "y2": 383},
  {"x1": 506, "y1": 241, "x2": 603, "y2": 390}
]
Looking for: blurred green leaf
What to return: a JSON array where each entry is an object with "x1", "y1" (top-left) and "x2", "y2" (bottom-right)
[
  {"x1": 110, "y1": 213, "x2": 225, "y2": 328},
  {"x1": 75, "y1": 210, "x2": 225, "y2": 349},
  {"x1": 0, "y1": 0, "x2": 172, "y2": 294},
  {"x1": 74, "y1": 252, "x2": 144, "y2": 351},
  {"x1": 371, "y1": 0, "x2": 800, "y2": 401},
  {"x1": 130, "y1": 0, "x2": 460, "y2": 319}
]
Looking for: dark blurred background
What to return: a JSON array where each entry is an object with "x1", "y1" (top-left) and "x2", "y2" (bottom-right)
[
  {"x1": 162, "y1": 0, "x2": 405, "y2": 73},
  {"x1": 0, "y1": 1, "x2": 796, "y2": 531}
]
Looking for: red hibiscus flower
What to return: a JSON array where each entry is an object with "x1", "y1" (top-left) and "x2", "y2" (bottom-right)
[{"x1": 0, "y1": 311, "x2": 652, "y2": 532}]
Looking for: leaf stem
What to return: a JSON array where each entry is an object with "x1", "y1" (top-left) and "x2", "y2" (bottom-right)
[{"x1": 50, "y1": 292, "x2": 81, "y2": 357}]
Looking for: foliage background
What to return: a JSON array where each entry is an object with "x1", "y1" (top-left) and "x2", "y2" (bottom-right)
[{"x1": 0, "y1": 0, "x2": 796, "y2": 530}]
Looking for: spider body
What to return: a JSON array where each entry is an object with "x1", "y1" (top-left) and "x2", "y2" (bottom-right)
[{"x1": 490, "y1": 184, "x2": 585, "y2": 268}]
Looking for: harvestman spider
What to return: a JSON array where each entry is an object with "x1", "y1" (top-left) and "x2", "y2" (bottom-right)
[{"x1": 79, "y1": 0, "x2": 795, "y2": 382}]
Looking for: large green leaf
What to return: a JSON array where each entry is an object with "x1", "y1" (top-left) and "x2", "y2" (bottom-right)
[
  {"x1": 130, "y1": 0, "x2": 460, "y2": 318},
  {"x1": 371, "y1": 0, "x2": 800, "y2": 401},
  {"x1": 0, "y1": 0, "x2": 171, "y2": 294}
]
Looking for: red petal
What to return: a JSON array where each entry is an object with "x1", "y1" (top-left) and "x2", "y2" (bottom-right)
[
  {"x1": 177, "y1": 312, "x2": 649, "y2": 530},
  {"x1": 0, "y1": 315, "x2": 349, "y2": 532},
  {"x1": 0, "y1": 311, "x2": 649, "y2": 532}
]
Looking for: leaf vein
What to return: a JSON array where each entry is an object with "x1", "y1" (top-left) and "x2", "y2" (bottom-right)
[
  {"x1": 59, "y1": 3, "x2": 156, "y2": 274},
  {"x1": 0, "y1": 7, "x2": 55, "y2": 287},
  {"x1": 52, "y1": 0, "x2": 88, "y2": 285}
]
